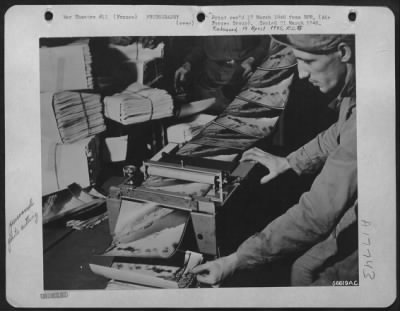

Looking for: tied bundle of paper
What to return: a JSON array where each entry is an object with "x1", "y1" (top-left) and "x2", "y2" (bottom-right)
[
  {"x1": 104, "y1": 82, "x2": 174, "y2": 125},
  {"x1": 52, "y1": 91, "x2": 106, "y2": 143},
  {"x1": 40, "y1": 40, "x2": 94, "y2": 92}
]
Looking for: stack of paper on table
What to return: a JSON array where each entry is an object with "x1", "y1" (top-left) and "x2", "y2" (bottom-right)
[
  {"x1": 41, "y1": 135, "x2": 100, "y2": 195},
  {"x1": 173, "y1": 75, "x2": 294, "y2": 154},
  {"x1": 237, "y1": 74, "x2": 294, "y2": 110},
  {"x1": 214, "y1": 115, "x2": 279, "y2": 138},
  {"x1": 45, "y1": 91, "x2": 106, "y2": 143},
  {"x1": 40, "y1": 40, "x2": 93, "y2": 92},
  {"x1": 189, "y1": 123, "x2": 258, "y2": 151},
  {"x1": 104, "y1": 82, "x2": 174, "y2": 125},
  {"x1": 167, "y1": 114, "x2": 216, "y2": 143},
  {"x1": 176, "y1": 143, "x2": 240, "y2": 158}
]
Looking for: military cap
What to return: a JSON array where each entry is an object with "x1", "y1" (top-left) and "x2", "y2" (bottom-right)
[{"x1": 272, "y1": 34, "x2": 354, "y2": 54}]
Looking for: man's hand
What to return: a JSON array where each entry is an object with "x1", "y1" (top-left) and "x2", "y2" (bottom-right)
[
  {"x1": 240, "y1": 57, "x2": 255, "y2": 79},
  {"x1": 139, "y1": 37, "x2": 163, "y2": 49},
  {"x1": 174, "y1": 62, "x2": 191, "y2": 93},
  {"x1": 241, "y1": 147, "x2": 291, "y2": 184},
  {"x1": 191, "y1": 253, "x2": 239, "y2": 286}
]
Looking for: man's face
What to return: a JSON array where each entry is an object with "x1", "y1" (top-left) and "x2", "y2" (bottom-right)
[{"x1": 293, "y1": 48, "x2": 347, "y2": 94}]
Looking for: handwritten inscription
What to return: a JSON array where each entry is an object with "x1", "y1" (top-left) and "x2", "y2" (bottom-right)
[
  {"x1": 8, "y1": 198, "x2": 38, "y2": 253},
  {"x1": 360, "y1": 219, "x2": 375, "y2": 280},
  {"x1": 209, "y1": 13, "x2": 328, "y2": 32}
]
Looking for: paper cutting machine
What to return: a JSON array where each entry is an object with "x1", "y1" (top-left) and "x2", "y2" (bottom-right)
[{"x1": 107, "y1": 143, "x2": 255, "y2": 256}]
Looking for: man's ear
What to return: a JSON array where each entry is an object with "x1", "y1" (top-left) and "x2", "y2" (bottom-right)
[{"x1": 337, "y1": 42, "x2": 352, "y2": 62}]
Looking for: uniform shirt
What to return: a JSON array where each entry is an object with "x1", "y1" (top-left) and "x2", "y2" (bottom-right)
[{"x1": 236, "y1": 64, "x2": 357, "y2": 268}]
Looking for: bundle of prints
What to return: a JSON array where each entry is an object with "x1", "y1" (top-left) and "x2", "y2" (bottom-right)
[
  {"x1": 173, "y1": 44, "x2": 297, "y2": 159},
  {"x1": 215, "y1": 71, "x2": 294, "y2": 140},
  {"x1": 190, "y1": 123, "x2": 258, "y2": 151},
  {"x1": 176, "y1": 143, "x2": 240, "y2": 159},
  {"x1": 213, "y1": 114, "x2": 279, "y2": 139},
  {"x1": 104, "y1": 82, "x2": 174, "y2": 125},
  {"x1": 52, "y1": 91, "x2": 106, "y2": 143},
  {"x1": 223, "y1": 71, "x2": 294, "y2": 120}
]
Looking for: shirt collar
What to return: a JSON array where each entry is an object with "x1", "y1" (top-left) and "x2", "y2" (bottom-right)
[{"x1": 328, "y1": 64, "x2": 355, "y2": 110}]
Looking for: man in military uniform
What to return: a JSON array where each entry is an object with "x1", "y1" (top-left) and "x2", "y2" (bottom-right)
[
  {"x1": 192, "y1": 34, "x2": 357, "y2": 286},
  {"x1": 174, "y1": 36, "x2": 270, "y2": 113}
]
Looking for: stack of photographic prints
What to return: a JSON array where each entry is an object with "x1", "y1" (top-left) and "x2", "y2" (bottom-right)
[
  {"x1": 104, "y1": 82, "x2": 174, "y2": 125},
  {"x1": 177, "y1": 44, "x2": 297, "y2": 159},
  {"x1": 51, "y1": 91, "x2": 107, "y2": 143}
]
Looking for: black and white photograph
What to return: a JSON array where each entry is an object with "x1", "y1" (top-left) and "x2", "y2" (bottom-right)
[
  {"x1": 40, "y1": 31, "x2": 360, "y2": 289},
  {"x1": 4, "y1": 5, "x2": 397, "y2": 308}
]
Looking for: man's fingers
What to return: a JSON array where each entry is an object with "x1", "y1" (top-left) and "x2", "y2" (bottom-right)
[
  {"x1": 240, "y1": 153, "x2": 259, "y2": 163},
  {"x1": 174, "y1": 70, "x2": 184, "y2": 91},
  {"x1": 243, "y1": 70, "x2": 253, "y2": 79},
  {"x1": 260, "y1": 173, "x2": 276, "y2": 184},
  {"x1": 240, "y1": 148, "x2": 264, "y2": 161},
  {"x1": 242, "y1": 69, "x2": 250, "y2": 78},
  {"x1": 241, "y1": 153, "x2": 267, "y2": 165},
  {"x1": 191, "y1": 263, "x2": 210, "y2": 274},
  {"x1": 244, "y1": 147, "x2": 264, "y2": 156},
  {"x1": 173, "y1": 73, "x2": 179, "y2": 87},
  {"x1": 193, "y1": 263, "x2": 218, "y2": 285},
  {"x1": 196, "y1": 274, "x2": 216, "y2": 285}
]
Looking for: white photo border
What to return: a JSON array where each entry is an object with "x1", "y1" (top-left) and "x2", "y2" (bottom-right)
[{"x1": 4, "y1": 5, "x2": 397, "y2": 308}]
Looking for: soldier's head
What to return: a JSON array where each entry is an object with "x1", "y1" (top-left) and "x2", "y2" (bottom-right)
[{"x1": 273, "y1": 35, "x2": 354, "y2": 94}]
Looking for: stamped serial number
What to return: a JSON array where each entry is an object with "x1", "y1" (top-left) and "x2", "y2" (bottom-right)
[
  {"x1": 332, "y1": 280, "x2": 358, "y2": 286},
  {"x1": 40, "y1": 291, "x2": 69, "y2": 299}
]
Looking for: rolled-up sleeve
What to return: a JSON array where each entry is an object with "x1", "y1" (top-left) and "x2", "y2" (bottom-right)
[{"x1": 236, "y1": 112, "x2": 357, "y2": 268}]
